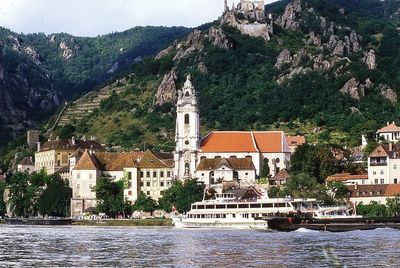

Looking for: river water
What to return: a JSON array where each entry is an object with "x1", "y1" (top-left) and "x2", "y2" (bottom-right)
[{"x1": 0, "y1": 225, "x2": 399, "y2": 267}]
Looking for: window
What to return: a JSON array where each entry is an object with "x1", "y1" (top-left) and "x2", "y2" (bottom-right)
[
  {"x1": 395, "y1": 179, "x2": 398, "y2": 184},
  {"x1": 128, "y1": 191, "x2": 132, "y2": 196},
  {"x1": 184, "y1": 114, "x2": 189, "y2": 124},
  {"x1": 146, "y1": 191, "x2": 150, "y2": 195},
  {"x1": 146, "y1": 171, "x2": 150, "y2": 177},
  {"x1": 215, "y1": 156, "x2": 221, "y2": 159},
  {"x1": 167, "y1": 171, "x2": 171, "y2": 177},
  {"x1": 381, "y1": 179, "x2": 385, "y2": 184},
  {"x1": 146, "y1": 182, "x2": 150, "y2": 187},
  {"x1": 140, "y1": 171, "x2": 144, "y2": 178},
  {"x1": 160, "y1": 171, "x2": 164, "y2": 178},
  {"x1": 160, "y1": 181, "x2": 164, "y2": 187},
  {"x1": 375, "y1": 179, "x2": 379, "y2": 184},
  {"x1": 394, "y1": 164, "x2": 397, "y2": 169},
  {"x1": 153, "y1": 171, "x2": 157, "y2": 177},
  {"x1": 89, "y1": 174, "x2": 92, "y2": 179},
  {"x1": 77, "y1": 173, "x2": 80, "y2": 179},
  {"x1": 373, "y1": 171, "x2": 376, "y2": 175},
  {"x1": 380, "y1": 170, "x2": 384, "y2": 175},
  {"x1": 140, "y1": 182, "x2": 143, "y2": 187},
  {"x1": 245, "y1": 173, "x2": 248, "y2": 176}
]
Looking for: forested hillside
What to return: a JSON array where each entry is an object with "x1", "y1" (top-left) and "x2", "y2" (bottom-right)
[
  {"x1": 3, "y1": 0, "x2": 400, "y2": 166},
  {"x1": 0, "y1": 26, "x2": 190, "y2": 145}
]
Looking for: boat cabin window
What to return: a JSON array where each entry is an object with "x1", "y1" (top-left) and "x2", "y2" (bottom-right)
[
  {"x1": 227, "y1": 204, "x2": 237, "y2": 209},
  {"x1": 238, "y1": 204, "x2": 249, "y2": 209},
  {"x1": 197, "y1": 205, "x2": 205, "y2": 209},
  {"x1": 216, "y1": 204, "x2": 225, "y2": 209},
  {"x1": 206, "y1": 205, "x2": 215, "y2": 209},
  {"x1": 262, "y1": 203, "x2": 273, "y2": 208},
  {"x1": 250, "y1": 204, "x2": 261, "y2": 208}
]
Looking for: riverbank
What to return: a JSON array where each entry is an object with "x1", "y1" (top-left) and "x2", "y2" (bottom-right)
[{"x1": 72, "y1": 218, "x2": 173, "y2": 227}]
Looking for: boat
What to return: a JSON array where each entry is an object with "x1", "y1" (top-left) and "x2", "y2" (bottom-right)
[
  {"x1": 4, "y1": 217, "x2": 73, "y2": 225},
  {"x1": 172, "y1": 192, "x2": 320, "y2": 229},
  {"x1": 267, "y1": 216, "x2": 400, "y2": 232}
]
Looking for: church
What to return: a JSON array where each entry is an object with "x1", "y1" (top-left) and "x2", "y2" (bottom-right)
[{"x1": 174, "y1": 75, "x2": 291, "y2": 186}]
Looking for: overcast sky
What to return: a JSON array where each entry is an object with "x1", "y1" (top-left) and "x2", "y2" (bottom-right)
[{"x1": 0, "y1": 0, "x2": 278, "y2": 37}]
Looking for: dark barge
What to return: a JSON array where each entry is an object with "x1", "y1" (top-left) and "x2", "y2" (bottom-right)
[{"x1": 267, "y1": 217, "x2": 400, "y2": 232}]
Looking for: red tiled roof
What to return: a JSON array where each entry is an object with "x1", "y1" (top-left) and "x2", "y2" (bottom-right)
[
  {"x1": 348, "y1": 184, "x2": 400, "y2": 198},
  {"x1": 376, "y1": 123, "x2": 400, "y2": 133},
  {"x1": 326, "y1": 173, "x2": 368, "y2": 182},
  {"x1": 74, "y1": 151, "x2": 103, "y2": 170},
  {"x1": 369, "y1": 145, "x2": 389, "y2": 158},
  {"x1": 40, "y1": 139, "x2": 104, "y2": 152},
  {"x1": 200, "y1": 131, "x2": 288, "y2": 153},
  {"x1": 95, "y1": 152, "x2": 143, "y2": 171},
  {"x1": 139, "y1": 150, "x2": 174, "y2": 169},
  {"x1": 286, "y1": 135, "x2": 306, "y2": 146}
]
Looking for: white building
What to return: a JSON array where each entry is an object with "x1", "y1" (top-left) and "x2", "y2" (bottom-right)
[
  {"x1": 173, "y1": 75, "x2": 291, "y2": 184},
  {"x1": 376, "y1": 122, "x2": 400, "y2": 142},
  {"x1": 368, "y1": 144, "x2": 400, "y2": 185},
  {"x1": 196, "y1": 158, "x2": 256, "y2": 186},
  {"x1": 17, "y1": 157, "x2": 35, "y2": 174},
  {"x1": 348, "y1": 184, "x2": 400, "y2": 206}
]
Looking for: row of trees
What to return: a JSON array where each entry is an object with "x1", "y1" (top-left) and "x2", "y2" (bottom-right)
[
  {"x1": 356, "y1": 196, "x2": 400, "y2": 217},
  {"x1": 94, "y1": 176, "x2": 206, "y2": 218},
  {"x1": 5, "y1": 171, "x2": 72, "y2": 217}
]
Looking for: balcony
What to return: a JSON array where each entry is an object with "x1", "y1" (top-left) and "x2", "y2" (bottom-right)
[{"x1": 369, "y1": 162, "x2": 387, "y2": 166}]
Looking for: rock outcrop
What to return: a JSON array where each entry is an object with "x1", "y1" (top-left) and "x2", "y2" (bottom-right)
[
  {"x1": 154, "y1": 68, "x2": 178, "y2": 106},
  {"x1": 379, "y1": 84, "x2": 397, "y2": 104},
  {"x1": 275, "y1": 49, "x2": 292, "y2": 69},
  {"x1": 276, "y1": 0, "x2": 302, "y2": 31},
  {"x1": 208, "y1": 27, "x2": 232, "y2": 50},
  {"x1": 155, "y1": 45, "x2": 175, "y2": 60},
  {"x1": 363, "y1": 49, "x2": 376, "y2": 70},
  {"x1": 198, "y1": 62, "x2": 208, "y2": 74},
  {"x1": 60, "y1": 41, "x2": 74, "y2": 60},
  {"x1": 340, "y1": 78, "x2": 365, "y2": 100}
]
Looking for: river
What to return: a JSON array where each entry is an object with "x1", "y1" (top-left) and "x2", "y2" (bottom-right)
[{"x1": 0, "y1": 225, "x2": 399, "y2": 267}]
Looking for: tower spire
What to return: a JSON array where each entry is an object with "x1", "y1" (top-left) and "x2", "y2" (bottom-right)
[{"x1": 224, "y1": 0, "x2": 228, "y2": 12}]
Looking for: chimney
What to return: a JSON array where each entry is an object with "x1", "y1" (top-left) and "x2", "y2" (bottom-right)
[
  {"x1": 37, "y1": 142, "x2": 41, "y2": 152},
  {"x1": 387, "y1": 122, "x2": 390, "y2": 126},
  {"x1": 71, "y1": 136, "x2": 75, "y2": 146}
]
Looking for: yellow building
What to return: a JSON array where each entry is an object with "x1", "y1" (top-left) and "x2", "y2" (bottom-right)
[{"x1": 35, "y1": 137, "x2": 104, "y2": 174}]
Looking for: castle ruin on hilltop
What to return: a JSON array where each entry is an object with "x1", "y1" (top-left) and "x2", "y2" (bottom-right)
[{"x1": 221, "y1": 0, "x2": 273, "y2": 41}]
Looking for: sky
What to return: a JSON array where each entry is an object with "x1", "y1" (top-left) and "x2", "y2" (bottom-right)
[{"x1": 0, "y1": 0, "x2": 277, "y2": 37}]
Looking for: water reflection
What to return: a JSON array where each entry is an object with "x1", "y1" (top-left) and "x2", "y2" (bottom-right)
[{"x1": 0, "y1": 226, "x2": 399, "y2": 267}]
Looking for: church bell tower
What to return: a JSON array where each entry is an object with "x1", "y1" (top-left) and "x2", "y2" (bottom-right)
[{"x1": 174, "y1": 75, "x2": 200, "y2": 180}]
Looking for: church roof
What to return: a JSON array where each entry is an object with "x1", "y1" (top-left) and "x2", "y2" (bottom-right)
[
  {"x1": 196, "y1": 158, "x2": 255, "y2": 171},
  {"x1": 200, "y1": 131, "x2": 289, "y2": 153}
]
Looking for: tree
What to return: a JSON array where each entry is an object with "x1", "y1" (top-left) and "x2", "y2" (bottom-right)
[
  {"x1": 158, "y1": 179, "x2": 205, "y2": 213},
  {"x1": 386, "y1": 195, "x2": 400, "y2": 217},
  {"x1": 0, "y1": 181, "x2": 6, "y2": 216},
  {"x1": 132, "y1": 192, "x2": 158, "y2": 215},
  {"x1": 94, "y1": 176, "x2": 129, "y2": 218},
  {"x1": 356, "y1": 202, "x2": 388, "y2": 217},
  {"x1": 260, "y1": 159, "x2": 270, "y2": 178},
  {"x1": 7, "y1": 171, "x2": 45, "y2": 217},
  {"x1": 37, "y1": 175, "x2": 72, "y2": 217},
  {"x1": 282, "y1": 173, "x2": 320, "y2": 198},
  {"x1": 290, "y1": 145, "x2": 338, "y2": 183}
]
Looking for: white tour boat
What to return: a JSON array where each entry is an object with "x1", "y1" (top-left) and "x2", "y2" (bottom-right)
[{"x1": 172, "y1": 192, "x2": 320, "y2": 229}]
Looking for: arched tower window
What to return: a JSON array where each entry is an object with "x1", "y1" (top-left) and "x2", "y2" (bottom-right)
[
  {"x1": 184, "y1": 114, "x2": 190, "y2": 125},
  {"x1": 185, "y1": 91, "x2": 190, "y2": 97},
  {"x1": 184, "y1": 163, "x2": 190, "y2": 176}
]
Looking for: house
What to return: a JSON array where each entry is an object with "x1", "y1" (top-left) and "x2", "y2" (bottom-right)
[
  {"x1": 138, "y1": 150, "x2": 175, "y2": 201},
  {"x1": 17, "y1": 157, "x2": 35, "y2": 173},
  {"x1": 70, "y1": 150, "x2": 174, "y2": 216},
  {"x1": 174, "y1": 75, "x2": 291, "y2": 183},
  {"x1": 269, "y1": 169, "x2": 290, "y2": 186},
  {"x1": 285, "y1": 135, "x2": 306, "y2": 153},
  {"x1": 326, "y1": 172, "x2": 368, "y2": 186},
  {"x1": 368, "y1": 143, "x2": 400, "y2": 185},
  {"x1": 376, "y1": 122, "x2": 400, "y2": 142},
  {"x1": 196, "y1": 157, "x2": 256, "y2": 186},
  {"x1": 70, "y1": 150, "x2": 143, "y2": 216},
  {"x1": 348, "y1": 184, "x2": 400, "y2": 206},
  {"x1": 35, "y1": 137, "x2": 104, "y2": 175}
]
